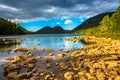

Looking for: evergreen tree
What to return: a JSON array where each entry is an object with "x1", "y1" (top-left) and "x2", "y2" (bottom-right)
[
  {"x1": 0, "y1": 17, "x2": 29, "y2": 35},
  {"x1": 110, "y1": 6, "x2": 120, "y2": 32},
  {"x1": 99, "y1": 15, "x2": 111, "y2": 33}
]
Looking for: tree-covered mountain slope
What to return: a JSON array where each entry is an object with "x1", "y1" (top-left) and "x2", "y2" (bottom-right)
[
  {"x1": 36, "y1": 26, "x2": 70, "y2": 34},
  {"x1": 73, "y1": 12, "x2": 114, "y2": 32},
  {"x1": 0, "y1": 17, "x2": 29, "y2": 35}
]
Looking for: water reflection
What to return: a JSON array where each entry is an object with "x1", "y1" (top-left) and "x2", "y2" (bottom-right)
[
  {"x1": 18, "y1": 38, "x2": 83, "y2": 50},
  {"x1": 0, "y1": 43, "x2": 20, "y2": 52},
  {"x1": 0, "y1": 34, "x2": 84, "y2": 50},
  {"x1": 0, "y1": 34, "x2": 84, "y2": 59}
]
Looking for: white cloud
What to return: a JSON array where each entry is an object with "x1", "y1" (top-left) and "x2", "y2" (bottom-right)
[
  {"x1": 73, "y1": 4, "x2": 89, "y2": 11},
  {"x1": 43, "y1": 6, "x2": 56, "y2": 13},
  {"x1": 11, "y1": 18, "x2": 29, "y2": 23},
  {"x1": 11, "y1": 17, "x2": 46, "y2": 23},
  {"x1": 0, "y1": 4, "x2": 19, "y2": 11},
  {"x1": 56, "y1": 22, "x2": 60, "y2": 24},
  {"x1": 64, "y1": 20, "x2": 73, "y2": 24},
  {"x1": 60, "y1": 16, "x2": 68, "y2": 20}
]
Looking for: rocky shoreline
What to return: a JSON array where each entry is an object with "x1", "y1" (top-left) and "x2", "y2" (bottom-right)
[{"x1": 2, "y1": 36, "x2": 120, "y2": 80}]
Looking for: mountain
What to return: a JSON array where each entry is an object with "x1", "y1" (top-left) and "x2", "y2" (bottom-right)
[
  {"x1": 72, "y1": 6, "x2": 120, "y2": 39},
  {"x1": 0, "y1": 17, "x2": 29, "y2": 35},
  {"x1": 36, "y1": 26, "x2": 53, "y2": 34},
  {"x1": 73, "y1": 12, "x2": 114, "y2": 32},
  {"x1": 36, "y1": 26, "x2": 70, "y2": 34},
  {"x1": 51, "y1": 26, "x2": 65, "y2": 34}
]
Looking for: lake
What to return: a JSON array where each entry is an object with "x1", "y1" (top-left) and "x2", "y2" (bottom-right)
[
  {"x1": 0, "y1": 34, "x2": 84, "y2": 77},
  {"x1": 0, "y1": 34, "x2": 84, "y2": 59},
  {"x1": 0, "y1": 34, "x2": 84, "y2": 51}
]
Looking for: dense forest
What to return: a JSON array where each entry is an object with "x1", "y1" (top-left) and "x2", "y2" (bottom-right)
[
  {"x1": 0, "y1": 17, "x2": 29, "y2": 35},
  {"x1": 73, "y1": 6, "x2": 120, "y2": 39},
  {"x1": 98, "y1": 6, "x2": 120, "y2": 33}
]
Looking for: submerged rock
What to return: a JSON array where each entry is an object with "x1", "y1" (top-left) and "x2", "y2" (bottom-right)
[
  {"x1": 46, "y1": 63, "x2": 52, "y2": 69},
  {"x1": 35, "y1": 56, "x2": 41, "y2": 60},
  {"x1": 14, "y1": 48, "x2": 28, "y2": 52},
  {"x1": 57, "y1": 53, "x2": 65, "y2": 58},
  {"x1": 49, "y1": 53, "x2": 54, "y2": 56},
  {"x1": 3, "y1": 36, "x2": 120, "y2": 80},
  {"x1": 4, "y1": 64, "x2": 20, "y2": 77},
  {"x1": 5, "y1": 57, "x2": 14, "y2": 61}
]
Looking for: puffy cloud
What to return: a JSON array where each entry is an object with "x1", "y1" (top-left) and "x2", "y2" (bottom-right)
[
  {"x1": 43, "y1": 6, "x2": 57, "y2": 13},
  {"x1": 64, "y1": 20, "x2": 73, "y2": 24}
]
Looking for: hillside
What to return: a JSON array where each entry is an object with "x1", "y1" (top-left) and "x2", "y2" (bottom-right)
[
  {"x1": 36, "y1": 26, "x2": 52, "y2": 34},
  {"x1": 72, "y1": 6, "x2": 120, "y2": 39},
  {"x1": 0, "y1": 17, "x2": 29, "y2": 35},
  {"x1": 36, "y1": 26, "x2": 70, "y2": 34},
  {"x1": 73, "y1": 12, "x2": 114, "y2": 32}
]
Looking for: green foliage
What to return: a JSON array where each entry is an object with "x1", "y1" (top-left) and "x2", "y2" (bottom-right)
[
  {"x1": 99, "y1": 6, "x2": 120, "y2": 33},
  {"x1": 73, "y1": 6, "x2": 120, "y2": 39},
  {"x1": 98, "y1": 15, "x2": 112, "y2": 33},
  {"x1": 0, "y1": 17, "x2": 29, "y2": 35},
  {"x1": 73, "y1": 12, "x2": 113, "y2": 32},
  {"x1": 110, "y1": 6, "x2": 120, "y2": 32}
]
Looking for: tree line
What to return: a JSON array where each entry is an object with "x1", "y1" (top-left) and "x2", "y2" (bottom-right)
[
  {"x1": 0, "y1": 18, "x2": 29, "y2": 35},
  {"x1": 99, "y1": 6, "x2": 120, "y2": 33}
]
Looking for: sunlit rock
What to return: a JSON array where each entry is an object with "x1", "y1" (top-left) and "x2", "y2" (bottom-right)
[
  {"x1": 7, "y1": 72, "x2": 18, "y2": 79},
  {"x1": 64, "y1": 50, "x2": 69, "y2": 53},
  {"x1": 15, "y1": 56, "x2": 22, "y2": 62},
  {"x1": 78, "y1": 71, "x2": 86, "y2": 77},
  {"x1": 35, "y1": 56, "x2": 41, "y2": 60},
  {"x1": 28, "y1": 64, "x2": 34, "y2": 69},
  {"x1": 14, "y1": 47, "x2": 28, "y2": 52},
  {"x1": 57, "y1": 62, "x2": 67, "y2": 70},
  {"x1": 85, "y1": 73, "x2": 96, "y2": 80},
  {"x1": 64, "y1": 72, "x2": 74, "y2": 80},
  {"x1": 27, "y1": 53, "x2": 33, "y2": 57},
  {"x1": 46, "y1": 63, "x2": 52, "y2": 69},
  {"x1": 49, "y1": 53, "x2": 54, "y2": 56},
  {"x1": 57, "y1": 53, "x2": 65, "y2": 58},
  {"x1": 4, "y1": 64, "x2": 20, "y2": 76},
  {"x1": 34, "y1": 43, "x2": 39, "y2": 46},
  {"x1": 40, "y1": 48, "x2": 45, "y2": 51},
  {"x1": 96, "y1": 70, "x2": 105, "y2": 80},
  {"x1": 5, "y1": 57, "x2": 14, "y2": 61},
  {"x1": 59, "y1": 48, "x2": 63, "y2": 51}
]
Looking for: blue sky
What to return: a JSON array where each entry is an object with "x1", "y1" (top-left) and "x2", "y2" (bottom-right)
[
  {"x1": 19, "y1": 17, "x2": 87, "y2": 31},
  {"x1": 0, "y1": 0, "x2": 118, "y2": 31}
]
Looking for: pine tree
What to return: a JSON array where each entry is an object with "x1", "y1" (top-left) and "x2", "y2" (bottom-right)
[
  {"x1": 110, "y1": 6, "x2": 120, "y2": 33},
  {"x1": 99, "y1": 15, "x2": 111, "y2": 33}
]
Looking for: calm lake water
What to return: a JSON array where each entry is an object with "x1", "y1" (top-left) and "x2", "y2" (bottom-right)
[
  {"x1": 0, "y1": 34, "x2": 84, "y2": 61},
  {"x1": 0, "y1": 34, "x2": 84, "y2": 49},
  {"x1": 0, "y1": 34, "x2": 84, "y2": 79}
]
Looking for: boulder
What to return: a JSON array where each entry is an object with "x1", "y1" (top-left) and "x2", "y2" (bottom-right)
[
  {"x1": 57, "y1": 54, "x2": 65, "y2": 58},
  {"x1": 5, "y1": 57, "x2": 14, "y2": 61},
  {"x1": 4, "y1": 64, "x2": 20, "y2": 76},
  {"x1": 64, "y1": 72, "x2": 74, "y2": 80}
]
